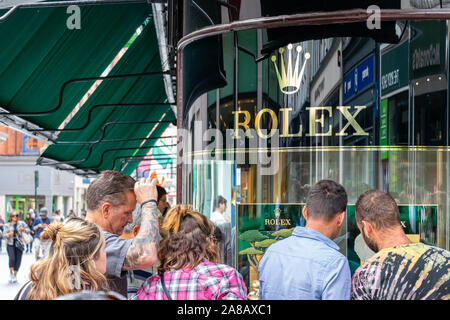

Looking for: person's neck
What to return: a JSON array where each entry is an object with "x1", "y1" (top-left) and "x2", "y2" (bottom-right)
[
  {"x1": 376, "y1": 227, "x2": 412, "y2": 251},
  {"x1": 85, "y1": 211, "x2": 109, "y2": 233},
  {"x1": 304, "y1": 220, "x2": 336, "y2": 240}
]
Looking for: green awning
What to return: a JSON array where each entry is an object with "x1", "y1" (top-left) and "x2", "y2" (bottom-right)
[
  {"x1": 0, "y1": 2, "x2": 155, "y2": 129},
  {"x1": 0, "y1": 2, "x2": 175, "y2": 175},
  {"x1": 39, "y1": 12, "x2": 175, "y2": 174}
]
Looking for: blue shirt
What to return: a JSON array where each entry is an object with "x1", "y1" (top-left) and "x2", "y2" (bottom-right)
[
  {"x1": 31, "y1": 217, "x2": 51, "y2": 239},
  {"x1": 258, "y1": 226, "x2": 351, "y2": 300}
]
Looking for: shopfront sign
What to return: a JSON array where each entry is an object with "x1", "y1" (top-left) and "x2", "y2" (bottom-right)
[
  {"x1": 409, "y1": 21, "x2": 446, "y2": 79},
  {"x1": 232, "y1": 106, "x2": 369, "y2": 139},
  {"x1": 343, "y1": 55, "x2": 375, "y2": 102},
  {"x1": 381, "y1": 41, "x2": 409, "y2": 96},
  {"x1": 380, "y1": 99, "x2": 388, "y2": 160}
]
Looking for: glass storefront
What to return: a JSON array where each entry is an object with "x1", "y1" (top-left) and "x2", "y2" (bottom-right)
[
  {"x1": 6, "y1": 195, "x2": 45, "y2": 220},
  {"x1": 178, "y1": 13, "x2": 450, "y2": 292}
]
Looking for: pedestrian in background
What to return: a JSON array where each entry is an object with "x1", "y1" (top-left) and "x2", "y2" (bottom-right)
[
  {"x1": 258, "y1": 180, "x2": 351, "y2": 300},
  {"x1": 14, "y1": 217, "x2": 108, "y2": 300},
  {"x1": 0, "y1": 214, "x2": 5, "y2": 253},
  {"x1": 134, "y1": 204, "x2": 247, "y2": 300},
  {"x1": 352, "y1": 190, "x2": 450, "y2": 300},
  {"x1": 31, "y1": 208, "x2": 51, "y2": 260},
  {"x1": 3, "y1": 211, "x2": 31, "y2": 283},
  {"x1": 52, "y1": 209, "x2": 64, "y2": 223},
  {"x1": 25, "y1": 210, "x2": 35, "y2": 254},
  {"x1": 211, "y1": 195, "x2": 232, "y2": 265}
]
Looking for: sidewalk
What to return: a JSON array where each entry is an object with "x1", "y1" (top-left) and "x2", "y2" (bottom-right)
[{"x1": 0, "y1": 246, "x2": 35, "y2": 300}]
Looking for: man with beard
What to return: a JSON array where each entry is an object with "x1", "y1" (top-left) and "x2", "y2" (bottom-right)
[{"x1": 352, "y1": 190, "x2": 450, "y2": 300}]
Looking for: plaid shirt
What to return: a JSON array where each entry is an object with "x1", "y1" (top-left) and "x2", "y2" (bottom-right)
[{"x1": 134, "y1": 260, "x2": 247, "y2": 300}]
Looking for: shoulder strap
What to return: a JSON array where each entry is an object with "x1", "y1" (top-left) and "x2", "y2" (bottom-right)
[
  {"x1": 160, "y1": 273, "x2": 172, "y2": 300},
  {"x1": 15, "y1": 281, "x2": 32, "y2": 300}
]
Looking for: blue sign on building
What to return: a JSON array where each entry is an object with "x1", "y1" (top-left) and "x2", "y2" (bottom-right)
[
  {"x1": 343, "y1": 55, "x2": 375, "y2": 102},
  {"x1": 22, "y1": 134, "x2": 38, "y2": 154}
]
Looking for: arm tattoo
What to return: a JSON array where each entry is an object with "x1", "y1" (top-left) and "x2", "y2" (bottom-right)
[{"x1": 123, "y1": 203, "x2": 159, "y2": 270}]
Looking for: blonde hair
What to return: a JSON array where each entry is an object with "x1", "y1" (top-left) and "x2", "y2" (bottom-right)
[
  {"x1": 158, "y1": 204, "x2": 218, "y2": 275},
  {"x1": 27, "y1": 217, "x2": 108, "y2": 300}
]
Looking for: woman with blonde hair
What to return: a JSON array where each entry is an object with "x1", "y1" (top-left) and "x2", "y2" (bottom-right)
[
  {"x1": 135, "y1": 204, "x2": 247, "y2": 300},
  {"x1": 15, "y1": 217, "x2": 108, "y2": 300}
]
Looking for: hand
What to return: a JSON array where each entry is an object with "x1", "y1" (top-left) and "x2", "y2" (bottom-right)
[
  {"x1": 7, "y1": 231, "x2": 13, "y2": 237},
  {"x1": 20, "y1": 227, "x2": 25, "y2": 232},
  {"x1": 134, "y1": 178, "x2": 158, "y2": 204}
]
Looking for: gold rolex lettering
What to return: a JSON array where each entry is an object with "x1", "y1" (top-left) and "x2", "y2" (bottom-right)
[
  {"x1": 232, "y1": 110, "x2": 253, "y2": 138},
  {"x1": 280, "y1": 108, "x2": 303, "y2": 137},
  {"x1": 336, "y1": 106, "x2": 369, "y2": 136},
  {"x1": 232, "y1": 106, "x2": 367, "y2": 139},
  {"x1": 255, "y1": 108, "x2": 278, "y2": 139},
  {"x1": 306, "y1": 107, "x2": 332, "y2": 137}
]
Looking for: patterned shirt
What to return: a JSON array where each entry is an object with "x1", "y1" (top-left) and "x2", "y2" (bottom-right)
[
  {"x1": 351, "y1": 243, "x2": 450, "y2": 300},
  {"x1": 134, "y1": 260, "x2": 247, "y2": 300}
]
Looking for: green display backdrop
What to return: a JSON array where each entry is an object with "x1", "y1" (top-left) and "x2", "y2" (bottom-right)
[{"x1": 237, "y1": 203, "x2": 438, "y2": 254}]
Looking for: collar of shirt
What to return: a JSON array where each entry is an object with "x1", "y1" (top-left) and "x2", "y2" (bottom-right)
[{"x1": 292, "y1": 226, "x2": 340, "y2": 251}]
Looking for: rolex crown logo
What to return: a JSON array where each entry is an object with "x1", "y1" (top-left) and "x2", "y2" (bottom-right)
[{"x1": 271, "y1": 44, "x2": 310, "y2": 95}]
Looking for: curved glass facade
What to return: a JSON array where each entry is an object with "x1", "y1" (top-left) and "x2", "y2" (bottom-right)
[{"x1": 178, "y1": 14, "x2": 450, "y2": 290}]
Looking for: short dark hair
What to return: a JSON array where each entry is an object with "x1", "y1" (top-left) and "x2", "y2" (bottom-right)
[
  {"x1": 214, "y1": 196, "x2": 227, "y2": 209},
  {"x1": 86, "y1": 170, "x2": 136, "y2": 211},
  {"x1": 355, "y1": 189, "x2": 401, "y2": 230},
  {"x1": 306, "y1": 180, "x2": 348, "y2": 221},
  {"x1": 157, "y1": 185, "x2": 167, "y2": 203}
]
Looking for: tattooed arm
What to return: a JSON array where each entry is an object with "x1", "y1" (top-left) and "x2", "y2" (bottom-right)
[{"x1": 123, "y1": 178, "x2": 159, "y2": 271}]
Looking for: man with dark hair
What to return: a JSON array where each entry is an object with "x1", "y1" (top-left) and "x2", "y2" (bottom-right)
[
  {"x1": 211, "y1": 195, "x2": 228, "y2": 224},
  {"x1": 156, "y1": 185, "x2": 170, "y2": 217},
  {"x1": 85, "y1": 170, "x2": 160, "y2": 297},
  {"x1": 352, "y1": 190, "x2": 450, "y2": 300},
  {"x1": 259, "y1": 180, "x2": 351, "y2": 300}
]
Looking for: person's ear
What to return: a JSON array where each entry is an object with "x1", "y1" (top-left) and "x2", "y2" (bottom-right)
[
  {"x1": 100, "y1": 202, "x2": 113, "y2": 219},
  {"x1": 362, "y1": 220, "x2": 374, "y2": 237},
  {"x1": 132, "y1": 225, "x2": 140, "y2": 237},
  {"x1": 302, "y1": 206, "x2": 308, "y2": 220},
  {"x1": 336, "y1": 211, "x2": 345, "y2": 227}
]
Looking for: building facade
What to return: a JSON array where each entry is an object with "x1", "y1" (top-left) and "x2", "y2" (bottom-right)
[
  {"x1": 175, "y1": 2, "x2": 450, "y2": 290},
  {"x1": 0, "y1": 126, "x2": 78, "y2": 220}
]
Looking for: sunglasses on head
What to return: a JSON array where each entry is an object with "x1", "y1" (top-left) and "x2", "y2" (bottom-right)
[{"x1": 11, "y1": 215, "x2": 18, "y2": 217}]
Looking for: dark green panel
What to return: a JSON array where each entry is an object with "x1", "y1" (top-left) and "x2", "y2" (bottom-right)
[
  {"x1": 41, "y1": 16, "x2": 175, "y2": 173},
  {"x1": 0, "y1": 3, "x2": 153, "y2": 129}
]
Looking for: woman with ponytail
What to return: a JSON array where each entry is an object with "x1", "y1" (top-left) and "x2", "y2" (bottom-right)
[
  {"x1": 134, "y1": 204, "x2": 247, "y2": 300},
  {"x1": 14, "y1": 217, "x2": 109, "y2": 300}
]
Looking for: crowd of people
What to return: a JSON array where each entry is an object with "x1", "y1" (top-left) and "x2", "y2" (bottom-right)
[{"x1": 0, "y1": 171, "x2": 448, "y2": 300}]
